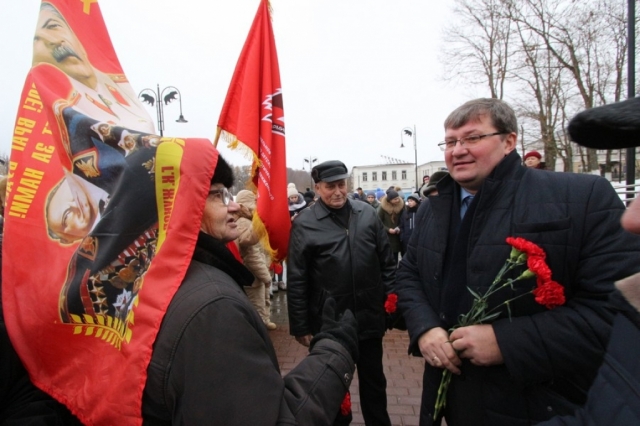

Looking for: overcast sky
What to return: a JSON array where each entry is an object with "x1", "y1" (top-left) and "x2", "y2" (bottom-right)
[{"x1": 1, "y1": 0, "x2": 483, "y2": 172}]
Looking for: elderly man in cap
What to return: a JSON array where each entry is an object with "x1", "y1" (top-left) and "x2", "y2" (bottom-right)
[
  {"x1": 287, "y1": 160, "x2": 396, "y2": 426},
  {"x1": 397, "y1": 98, "x2": 640, "y2": 426}
]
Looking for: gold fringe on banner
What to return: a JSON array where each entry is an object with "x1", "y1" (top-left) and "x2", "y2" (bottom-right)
[{"x1": 214, "y1": 127, "x2": 279, "y2": 262}]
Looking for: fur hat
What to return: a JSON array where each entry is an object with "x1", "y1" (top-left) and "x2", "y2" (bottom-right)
[
  {"x1": 423, "y1": 170, "x2": 449, "y2": 197},
  {"x1": 287, "y1": 183, "x2": 298, "y2": 198},
  {"x1": 523, "y1": 151, "x2": 542, "y2": 160},
  {"x1": 386, "y1": 189, "x2": 400, "y2": 201},
  {"x1": 211, "y1": 155, "x2": 234, "y2": 188}
]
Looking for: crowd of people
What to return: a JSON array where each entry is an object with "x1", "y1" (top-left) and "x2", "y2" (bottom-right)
[{"x1": 3, "y1": 96, "x2": 640, "y2": 426}]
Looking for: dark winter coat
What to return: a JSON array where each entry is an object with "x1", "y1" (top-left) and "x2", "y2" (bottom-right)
[
  {"x1": 377, "y1": 195, "x2": 405, "y2": 254},
  {"x1": 143, "y1": 232, "x2": 354, "y2": 425},
  {"x1": 399, "y1": 204, "x2": 419, "y2": 253},
  {"x1": 287, "y1": 199, "x2": 396, "y2": 340},
  {"x1": 537, "y1": 284, "x2": 640, "y2": 426},
  {"x1": 396, "y1": 151, "x2": 640, "y2": 426}
]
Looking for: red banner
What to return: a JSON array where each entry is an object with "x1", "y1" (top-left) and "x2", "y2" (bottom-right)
[
  {"x1": 217, "y1": 0, "x2": 290, "y2": 261},
  {"x1": 3, "y1": 1, "x2": 217, "y2": 424}
]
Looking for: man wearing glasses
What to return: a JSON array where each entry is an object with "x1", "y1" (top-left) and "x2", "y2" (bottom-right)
[{"x1": 396, "y1": 98, "x2": 640, "y2": 426}]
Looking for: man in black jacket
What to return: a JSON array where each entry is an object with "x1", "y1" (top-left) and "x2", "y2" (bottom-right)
[
  {"x1": 396, "y1": 98, "x2": 640, "y2": 426},
  {"x1": 287, "y1": 160, "x2": 396, "y2": 426}
]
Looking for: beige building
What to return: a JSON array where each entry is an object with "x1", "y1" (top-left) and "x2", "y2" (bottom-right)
[{"x1": 351, "y1": 160, "x2": 448, "y2": 196}]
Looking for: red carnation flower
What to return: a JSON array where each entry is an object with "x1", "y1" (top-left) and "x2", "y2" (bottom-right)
[
  {"x1": 384, "y1": 294, "x2": 398, "y2": 314},
  {"x1": 527, "y1": 255, "x2": 551, "y2": 282},
  {"x1": 506, "y1": 237, "x2": 546, "y2": 258},
  {"x1": 340, "y1": 392, "x2": 351, "y2": 416},
  {"x1": 533, "y1": 280, "x2": 566, "y2": 309}
]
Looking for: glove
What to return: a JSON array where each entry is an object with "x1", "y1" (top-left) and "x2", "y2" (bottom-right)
[{"x1": 310, "y1": 298, "x2": 359, "y2": 362}]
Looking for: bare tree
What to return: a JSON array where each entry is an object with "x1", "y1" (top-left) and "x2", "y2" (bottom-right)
[
  {"x1": 505, "y1": 0, "x2": 628, "y2": 173},
  {"x1": 441, "y1": 0, "x2": 515, "y2": 99}
]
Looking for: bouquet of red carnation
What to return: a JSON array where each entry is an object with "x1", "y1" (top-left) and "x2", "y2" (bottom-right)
[{"x1": 433, "y1": 237, "x2": 565, "y2": 420}]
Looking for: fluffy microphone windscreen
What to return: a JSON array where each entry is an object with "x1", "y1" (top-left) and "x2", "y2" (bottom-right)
[{"x1": 568, "y1": 97, "x2": 640, "y2": 150}]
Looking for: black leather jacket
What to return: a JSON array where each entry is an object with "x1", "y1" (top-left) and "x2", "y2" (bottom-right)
[{"x1": 287, "y1": 199, "x2": 396, "y2": 340}]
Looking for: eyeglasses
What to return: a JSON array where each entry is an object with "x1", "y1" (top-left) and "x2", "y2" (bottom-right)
[
  {"x1": 438, "y1": 132, "x2": 507, "y2": 152},
  {"x1": 208, "y1": 187, "x2": 232, "y2": 206}
]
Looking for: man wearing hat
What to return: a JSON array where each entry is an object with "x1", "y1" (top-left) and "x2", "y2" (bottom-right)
[
  {"x1": 287, "y1": 160, "x2": 396, "y2": 426},
  {"x1": 365, "y1": 190, "x2": 380, "y2": 209}
]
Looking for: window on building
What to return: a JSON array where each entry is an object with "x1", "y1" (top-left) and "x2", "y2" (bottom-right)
[
  {"x1": 372, "y1": 172, "x2": 377, "y2": 181},
  {"x1": 362, "y1": 172, "x2": 368, "y2": 182},
  {"x1": 382, "y1": 171, "x2": 387, "y2": 181},
  {"x1": 402, "y1": 170, "x2": 407, "y2": 179},
  {"x1": 392, "y1": 171, "x2": 397, "y2": 180}
]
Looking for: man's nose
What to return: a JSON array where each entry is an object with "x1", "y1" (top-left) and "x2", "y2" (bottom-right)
[
  {"x1": 35, "y1": 30, "x2": 63, "y2": 48},
  {"x1": 450, "y1": 141, "x2": 468, "y2": 155}
]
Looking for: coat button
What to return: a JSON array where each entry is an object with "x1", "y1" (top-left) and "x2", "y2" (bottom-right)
[
  {"x1": 440, "y1": 313, "x2": 446, "y2": 320},
  {"x1": 344, "y1": 373, "x2": 351, "y2": 383}
]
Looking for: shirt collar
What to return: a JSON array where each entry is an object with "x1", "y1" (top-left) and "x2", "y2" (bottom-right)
[{"x1": 460, "y1": 187, "x2": 473, "y2": 203}]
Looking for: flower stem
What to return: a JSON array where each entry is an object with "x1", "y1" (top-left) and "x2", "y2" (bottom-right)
[{"x1": 433, "y1": 369, "x2": 452, "y2": 420}]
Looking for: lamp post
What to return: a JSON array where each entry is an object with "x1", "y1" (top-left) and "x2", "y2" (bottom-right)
[
  {"x1": 626, "y1": 0, "x2": 636, "y2": 202},
  {"x1": 138, "y1": 84, "x2": 188, "y2": 136},
  {"x1": 401, "y1": 125, "x2": 418, "y2": 191},
  {"x1": 304, "y1": 156, "x2": 318, "y2": 187}
]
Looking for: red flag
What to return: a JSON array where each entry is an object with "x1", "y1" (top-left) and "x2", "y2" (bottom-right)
[
  {"x1": 216, "y1": 0, "x2": 290, "y2": 261},
  {"x1": 4, "y1": 1, "x2": 218, "y2": 424}
]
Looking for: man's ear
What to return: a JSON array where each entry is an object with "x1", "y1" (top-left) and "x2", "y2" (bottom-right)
[{"x1": 503, "y1": 132, "x2": 518, "y2": 154}]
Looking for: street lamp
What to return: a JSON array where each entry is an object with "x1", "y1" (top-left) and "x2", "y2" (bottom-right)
[
  {"x1": 138, "y1": 84, "x2": 188, "y2": 136},
  {"x1": 400, "y1": 125, "x2": 418, "y2": 191},
  {"x1": 304, "y1": 156, "x2": 318, "y2": 187}
]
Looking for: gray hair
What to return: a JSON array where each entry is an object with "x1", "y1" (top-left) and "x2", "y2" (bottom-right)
[{"x1": 444, "y1": 98, "x2": 518, "y2": 134}]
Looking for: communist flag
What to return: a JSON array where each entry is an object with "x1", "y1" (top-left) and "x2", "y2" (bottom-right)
[
  {"x1": 216, "y1": 0, "x2": 290, "y2": 261},
  {"x1": 3, "y1": 1, "x2": 218, "y2": 424}
]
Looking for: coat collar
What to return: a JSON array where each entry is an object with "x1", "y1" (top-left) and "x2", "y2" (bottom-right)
[
  {"x1": 379, "y1": 195, "x2": 405, "y2": 215},
  {"x1": 313, "y1": 198, "x2": 360, "y2": 220},
  {"x1": 192, "y1": 231, "x2": 255, "y2": 287},
  {"x1": 428, "y1": 150, "x2": 525, "y2": 247}
]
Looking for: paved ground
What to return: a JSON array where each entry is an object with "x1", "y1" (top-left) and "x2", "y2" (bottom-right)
[{"x1": 269, "y1": 288, "x2": 426, "y2": 426}]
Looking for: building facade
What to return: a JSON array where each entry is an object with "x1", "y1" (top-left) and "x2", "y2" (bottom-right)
[{"x1": 351, "y1": 161, "x2": 448, "y2": 196}]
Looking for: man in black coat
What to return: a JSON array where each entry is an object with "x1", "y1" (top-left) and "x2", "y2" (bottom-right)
[
  {"x1": 396, "y1": 98, "x2": 640, "y2": 426},
  {"x1": 287, "y1": 160, "x2": 396, "y2": 426}
]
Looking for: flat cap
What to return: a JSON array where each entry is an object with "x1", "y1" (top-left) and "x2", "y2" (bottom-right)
[{"x1": 312, "y1": 160, "x2": 349, "y2": 183}]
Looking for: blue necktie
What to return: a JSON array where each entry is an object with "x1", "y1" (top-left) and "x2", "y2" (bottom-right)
[{"x1": 460, "y1": 195, "x2": 474, "y2": 219}]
